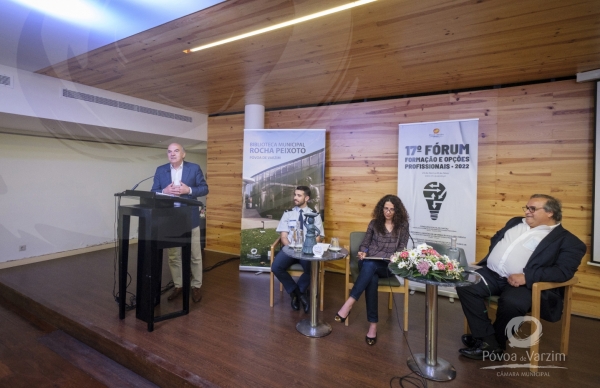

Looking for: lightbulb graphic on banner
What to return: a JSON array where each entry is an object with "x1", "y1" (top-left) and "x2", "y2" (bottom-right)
[{"x1": 423, "y1": 182, "x2": 447, "y2": 220}]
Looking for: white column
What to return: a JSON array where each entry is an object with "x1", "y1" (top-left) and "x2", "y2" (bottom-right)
[{"x1": 244, "y1": 104, "x2": 265, "y2": 129}]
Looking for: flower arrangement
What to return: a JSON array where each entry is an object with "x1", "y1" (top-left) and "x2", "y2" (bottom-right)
[{"x1": 389, "y1": 243, "x2": 464, "y2": 281}]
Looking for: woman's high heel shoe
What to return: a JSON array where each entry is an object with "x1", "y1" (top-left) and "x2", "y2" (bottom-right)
[
  {"x1": 365, "y1": 335, "x2": 377, "y2": 346},
  {"x1": 334, "y1": 311, "x2": 351, "y2": 323}
]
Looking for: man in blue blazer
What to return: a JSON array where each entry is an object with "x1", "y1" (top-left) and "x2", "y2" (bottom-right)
[
  {"x1": 457, "y1": 194, "x2": 586, "y2": 360},
  {"x1": 151, "y1": 143, "x2": 209, "y2": 303}
]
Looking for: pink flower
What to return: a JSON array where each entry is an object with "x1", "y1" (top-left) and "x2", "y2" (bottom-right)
[
  {"x1": 416, "y1": 261, "x2": 430, "y2": 276},
  {"x1": 435, "y1": 261, "x2": 445, "y2": 270},
  {"x1": 400, "y1": 251, "x2": 409, "y2": 258},
  {"x1": 446, "y1": 262, "x2": 454, "y2": 271},
  {"x1": 423, "y1": 248, "x2": 437, "y2": 256}
]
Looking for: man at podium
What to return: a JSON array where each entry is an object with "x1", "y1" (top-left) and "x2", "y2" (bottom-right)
[{"x1": 151, "y1": 143, "x2": 209, "y2": 303}]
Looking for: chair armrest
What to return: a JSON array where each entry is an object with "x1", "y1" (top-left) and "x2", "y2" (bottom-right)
[
  {"x1": 344, "y1": 245, "x2": 351, "y2": 303},
  {"x1": 532, "y1": 276, "x2": 578, "y2": 293},
  {"x1": 344, "y1": 245, "x2": 350, "y2": 277},
  {"x1": 531, "y1": 277, "x2": 578, "y2": 325},
  {"x1": 270, "y1": 237, "x2": 282, "y2": 264}
]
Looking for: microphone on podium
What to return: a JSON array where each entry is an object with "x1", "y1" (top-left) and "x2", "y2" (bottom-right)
[{"x1": 131, "y1": 175, "x2": 154, "y2": 190}]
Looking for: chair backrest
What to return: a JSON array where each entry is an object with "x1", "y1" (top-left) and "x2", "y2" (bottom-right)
[
  {"x1": 349, "y1": 231, "x2": 366, "y2": 282},
  {"x1": 426, "y1": 241, "x2": 468, "y2": 267}
]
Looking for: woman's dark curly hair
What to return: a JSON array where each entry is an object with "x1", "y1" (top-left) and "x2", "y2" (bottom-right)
[{"x1": 371, "y1": 194, "x2": 409, "y2": 236}]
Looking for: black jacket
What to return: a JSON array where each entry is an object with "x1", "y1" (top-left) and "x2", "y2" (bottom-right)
[{"x1": 479, "y1": 217, "x2": 586, "y2": 322}]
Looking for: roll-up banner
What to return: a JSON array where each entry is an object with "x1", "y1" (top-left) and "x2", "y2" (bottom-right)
[
  {"x1": 240, "y1": 129, "x2": 326, "y2": 271},
  {"x1": 397, "y1": 119, "x2": 479, "y2": 296}
]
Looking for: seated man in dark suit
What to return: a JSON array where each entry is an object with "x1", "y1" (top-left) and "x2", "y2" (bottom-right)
[
  {"x1": 151, "y1": 143, "x2": 209, "y2": 303},
  {"x1": 457, "y1": 194, "x2": 586, "y2": 359}
]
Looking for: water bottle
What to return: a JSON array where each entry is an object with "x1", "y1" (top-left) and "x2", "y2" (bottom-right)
[{"x1": 447, "y1": 237, "x2": 459, "y2": 262}]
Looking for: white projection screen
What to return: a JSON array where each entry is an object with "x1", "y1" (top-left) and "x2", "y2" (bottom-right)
[{"x1": 592, "y1": 81, "x2": 600, "y2": 263}]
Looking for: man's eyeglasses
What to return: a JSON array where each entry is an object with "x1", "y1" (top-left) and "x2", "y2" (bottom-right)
[
  {"x1": 383, "y1": 207, "x2": 395, "y2": 213},
  {"x1": 522, "y1": 205, "x2": 545, "y2": 213}
]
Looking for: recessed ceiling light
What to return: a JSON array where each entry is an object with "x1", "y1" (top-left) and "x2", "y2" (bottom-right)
[{"x1": 184, "y1": 0, "x2": 378, "y2": 54}]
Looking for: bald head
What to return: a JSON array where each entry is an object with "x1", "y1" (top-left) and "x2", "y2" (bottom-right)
[{"x1": 167, "y1": 143, "x2": 186, "y2": 168}]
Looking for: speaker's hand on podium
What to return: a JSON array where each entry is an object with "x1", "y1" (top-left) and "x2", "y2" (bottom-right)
[
  {"x1": 162, "y1": 183, "x2": 181, "y2": 196},
  {"x1": 178, "y1": 182, "x2": 191, "y2": 195},
  {"x1": 162, "y1": 183, "x2": 190, "y2": 196}
]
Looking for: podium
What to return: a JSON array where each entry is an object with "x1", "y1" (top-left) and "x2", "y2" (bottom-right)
[{"x1": 115, "y1": 190, "x2": 203, "y2": 331}]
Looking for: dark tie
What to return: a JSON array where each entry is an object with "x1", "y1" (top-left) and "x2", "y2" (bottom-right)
[{"x1": 298, "y1": 209, "x2": 304, "y2": 230}]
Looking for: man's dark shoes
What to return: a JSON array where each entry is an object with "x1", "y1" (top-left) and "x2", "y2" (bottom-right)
[
  {"x1": 167, "y1": 287, "x2": 182, "y2": 301},
  {"x1": 192, "y1": 287, "x2": 203, "y2": 303},
  {"x1": 299, "y1": 289, "x2": 310, "y2": 313},
  {"x1": 461, "y1": 334, "x2": 481, "y2": 349},
  {"x1": 290, "y1": 290, "x2": 300, "y2": 311},
  {"x1": 459, "y1": 341, "x2": 503, "y2": 360}
]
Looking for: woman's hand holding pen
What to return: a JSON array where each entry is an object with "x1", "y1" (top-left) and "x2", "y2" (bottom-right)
[{"x1": 357, "y1": 251, "x2": 367, "y2": 260}]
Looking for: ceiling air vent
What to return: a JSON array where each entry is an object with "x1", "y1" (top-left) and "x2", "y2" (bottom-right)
[
  {"x1": 62, "y1": 88, "x2": 192, "y2": 123},
  {"x1": 0, "y1": 74, "x2": 13, "y2": 88}
]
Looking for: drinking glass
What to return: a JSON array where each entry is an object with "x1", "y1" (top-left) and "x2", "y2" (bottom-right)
[
  {"x1": 293, "y1": 229, "x2": 304, "y2": 252},
  {"x1": 288, "y1": 228, "x2": 296, "y2": 248},
  {"x1": 329, "y1": 237, "x2": 340, "y2": 251}
]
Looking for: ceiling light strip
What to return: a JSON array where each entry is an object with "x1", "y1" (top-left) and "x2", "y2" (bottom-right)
[{"x1": 184, "y1": 0, "x2": 377, "y2": 53}]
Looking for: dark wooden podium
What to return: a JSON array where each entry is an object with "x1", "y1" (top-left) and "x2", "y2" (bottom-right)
[{"x1": 115, "y1": 190, "x2": 203, "y2": 331}]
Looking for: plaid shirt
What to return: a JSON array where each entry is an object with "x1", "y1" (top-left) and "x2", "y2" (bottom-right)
[{"x1": 359, "y1": 219, "x2": 409, "y2": 259}]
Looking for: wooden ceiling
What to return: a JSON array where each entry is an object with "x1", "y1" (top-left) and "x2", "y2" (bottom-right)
[{"x1": 38, "y1": 0, "x2": 600, "y2": 116}]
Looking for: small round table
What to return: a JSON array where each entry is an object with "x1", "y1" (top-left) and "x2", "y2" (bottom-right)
[
  {"x1": 402, "y1": 273, "x2": 481, "y2": 381},
  {"x1": 282, "y1": 246, "x2": 348, "y2": 338}
]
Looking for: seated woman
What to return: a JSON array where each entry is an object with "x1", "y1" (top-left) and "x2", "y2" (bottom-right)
[{"x1": 335, "y1": 194, "x2": 410, "y2": 345}]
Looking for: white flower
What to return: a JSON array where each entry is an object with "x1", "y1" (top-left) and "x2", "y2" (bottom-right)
[
  {"x1": 389, "y1": 252, "x2": 400, "y2": 263},
  {"x1": 390, "y1": 245, "x2": 466, "y2": 281},
  {"x1": 416, "y1": 243, "x2": 430, "y2": 252}
]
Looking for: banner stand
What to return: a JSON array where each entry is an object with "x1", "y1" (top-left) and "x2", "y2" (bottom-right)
[
  {"x1": 240, "y1": 129, "x2": 326, "y2": 271},
  {"x1": 397, "y1": 119, "x2": 479, "y2": 298}
]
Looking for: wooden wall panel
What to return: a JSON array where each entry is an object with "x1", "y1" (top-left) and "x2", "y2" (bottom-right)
[
  {"x1": 205, "y1": 115, "x2": 244, "y2": 253},
  {"x1": 206, "y1": 79, "x2": 600, "y2": 317}
]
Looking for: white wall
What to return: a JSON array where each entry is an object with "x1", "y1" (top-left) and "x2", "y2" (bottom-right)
[{"x1": 0, "y1": 132, "x2": 207, "y2": 264}]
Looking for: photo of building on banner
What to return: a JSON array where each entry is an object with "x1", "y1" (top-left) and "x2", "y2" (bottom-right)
[
  {"x1": 397, "y1": 119, "x2": 479, "y2": 296},
  {"x1": 241, "y1": 129, "x2": 326, "y2": 270}
]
